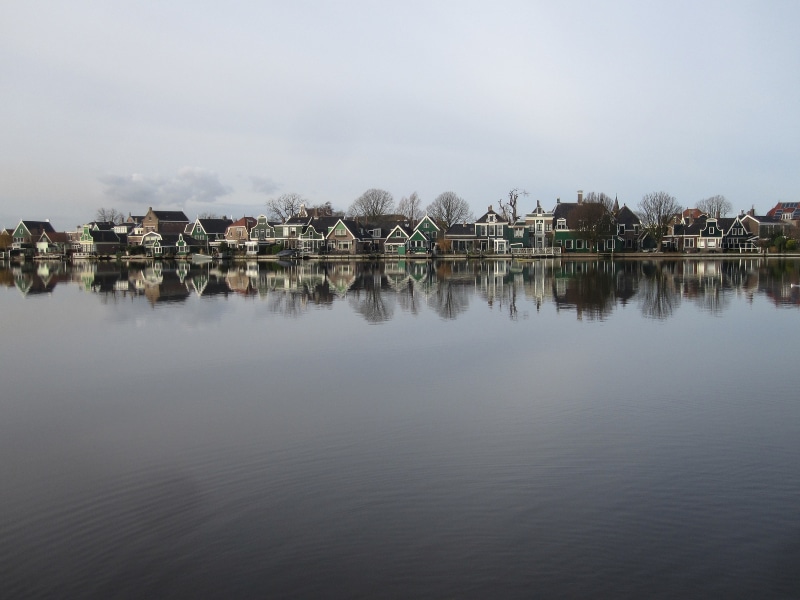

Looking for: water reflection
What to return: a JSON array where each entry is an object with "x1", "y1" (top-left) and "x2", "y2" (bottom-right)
[{"x1": 3, "y1": 257, "x2": 800, "y2": 319}]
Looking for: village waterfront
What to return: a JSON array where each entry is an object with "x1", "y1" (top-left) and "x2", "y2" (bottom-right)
[{"x1": 1, "y1": 257, "x2": 799, "y2": 598}]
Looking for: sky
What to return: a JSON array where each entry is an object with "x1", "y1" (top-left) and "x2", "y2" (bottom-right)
[{"x1": 2, "y1": 0, "x2": 799, "y2": 230}]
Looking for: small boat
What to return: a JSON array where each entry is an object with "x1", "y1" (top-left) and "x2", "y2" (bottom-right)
[{"x1": 192, "y1": 253, "x2": 213, "y2": 264}]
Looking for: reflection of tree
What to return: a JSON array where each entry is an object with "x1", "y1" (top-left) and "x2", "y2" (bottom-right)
[
  {"x1": 553, "y1": 263, "x2": 616, "y2": 320},
  {"x1": 348, "y1": 274, "x2": 394, "y2": 323},
  {"x1": 638, "y1": 264, "x2": 680, "y2": 319},
  {"x1": 396, "y1": 279, "x2": 422, "y2": 315},
  {"x1": 432, "y1": 280, "x2": 470, "y2": 320}
]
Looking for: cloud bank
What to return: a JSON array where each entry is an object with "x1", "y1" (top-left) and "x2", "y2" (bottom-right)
[{"x1": 99, "y1": 167, "x2": 232, "y2": 207}]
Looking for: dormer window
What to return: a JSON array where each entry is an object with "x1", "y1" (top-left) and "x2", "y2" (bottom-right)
[{"x1": 488, "y1": 214, "x2": 496, "y2": 223}]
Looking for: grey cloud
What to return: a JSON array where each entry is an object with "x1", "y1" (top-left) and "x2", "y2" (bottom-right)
[
  {"x1": 99, "y1": 168, "x2": 232, "y2": 207},
  {"x1": 250, "y1": 176, "x2": 280, "y2": 195}
]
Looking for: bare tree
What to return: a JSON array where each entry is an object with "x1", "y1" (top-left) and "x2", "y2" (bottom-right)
[
  {"x1": 572, "y1": 200, "x2": 615, "y2": 251},
  {"x1": 348, "y1": 188, "x2": 394, "y2": 222},
  {"x1": 638, "y1": 191, "x2": 681, "y2": 251},
  {"x1": 426, "y1": 191, "x2": 474, "y2": 229},
  {"x1": 582, "y1": 192, "x2": 615, "y2": 212},
  {"x1": 696, "y1": 195, "x2": 732, "y2": 218},
  {"x1": 267, "y1": 193, "x2": 306, "y2": 222},
  {"x1": 497, "y1": 188, "x2": 528, "y2": 223},
  {"x1": 198, "y1": 211, "x2": 223, "y2": 219},
  {"x1": 95, "y1": 208, "x2": 124, "y2": 224},
  {"x1": 397, "y1": 192, "x2": 423, "y2": 224},
  {"x1": 307, "y1": 201, "x2": 344, "y2": 217}
]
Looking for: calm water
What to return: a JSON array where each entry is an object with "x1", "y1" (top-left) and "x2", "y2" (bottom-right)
[{"x1": 1, "y1": 258, "x2": 799, "y2": 599}]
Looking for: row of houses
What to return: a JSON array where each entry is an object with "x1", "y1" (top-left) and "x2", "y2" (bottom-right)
[{"x1": 3, "y1": 195, "x2": 798, "y2": 260}]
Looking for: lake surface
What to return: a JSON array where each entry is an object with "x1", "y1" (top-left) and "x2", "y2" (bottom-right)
[{"x1": 1, "y1": 257, "x2": 799, "y2": 599}]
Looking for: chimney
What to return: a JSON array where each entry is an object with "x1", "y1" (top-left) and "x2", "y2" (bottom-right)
[{"x1": 577, "y1": 190, "x2": 583, "y2": 204}]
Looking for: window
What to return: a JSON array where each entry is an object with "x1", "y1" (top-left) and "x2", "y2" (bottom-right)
[
  {"x1": 576, "y1": 239, "x2": 584, "y2": 250},
  {"x1": 557, "y1": 219, "x2": 566, "y2": 230},
  {"x1": 618, "y1": 224, "x2": 625, "y2": 235},
  {"x1": 514, "y1": 229, "x2": 523, "y2": 238},
  {"x1": 536, "y1": 222, "x2": 543, "y2": 232},
  {"x1": 546, "y1": 223, "x2": 552, "y2": 232},
  {"x1": 565, "y1": 240, "x2": 573, "y2": 249}
]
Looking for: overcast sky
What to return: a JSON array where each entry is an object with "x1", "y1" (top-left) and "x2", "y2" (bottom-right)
[{"x1": 2, "y1": 0, "x2": 799, "y2": 229}]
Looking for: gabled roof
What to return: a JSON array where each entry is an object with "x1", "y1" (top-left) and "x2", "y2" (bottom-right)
[
  {"x1": 552, "y1": 201, "x2": 577, "y2": 217},
  {"x1": 327, "y1": 218, "x2": 366, "y2": 239},
  {"x1": 284, "y1": 214, "x2": 312, "y2": 226},
  {"x1": 150, "y1": 210, "x2": 189, "y2": 222},
  {"x1": 717, "y1": 217, "x2": 736, "y2": 232},
  {"x1": 89, "y1": 230, "x2": 121, "y2": 243},
  {"x1": 673, "y1": 217, "x2": 706, "y2": 236},
  {"x1": 228, "y1": 216, "x2": 256, "y2": 230},
  {"x1": 385, "y1": 224, "x2": 413, "y2": 240},
  {"x1": 306, "y1": 216, "x2": 340, "y2": 234},
  {"x1": 744, "y1": 213, "x2": 783, "y2": 225},
  {"x1": 766, "y1": 201, "x2": 800, "y2": 219},
  {"x1": 20, "y1": 220, "x2": 56, "y2": 235},
  {"x1": 39, "y1": 231, "x2": 70, "y2": 243},
  {"x1": 414, "y1": 215, "x2": 440, "y2": 231},
  {"x1": 87, "y1": 221, "x2": 115, "y2": 230},
  {"x1": 552, "y1": 202, "x2": 581, "y2": 227},
  {"x1": 614, "y1": 205, "x2": 640, "y2": 226},
  {"x1": 682, "y1": 208, "x2": 706, "y2": 220},
  {"x1": 475, "y1": 206, "x2": 508, "y2": 224},
  {"x1": 196, "y1": 218, "x2": 233, "y2": 234},
  {"x1": 445, "y1": 223, "x2": 475, "y2": 238}
]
